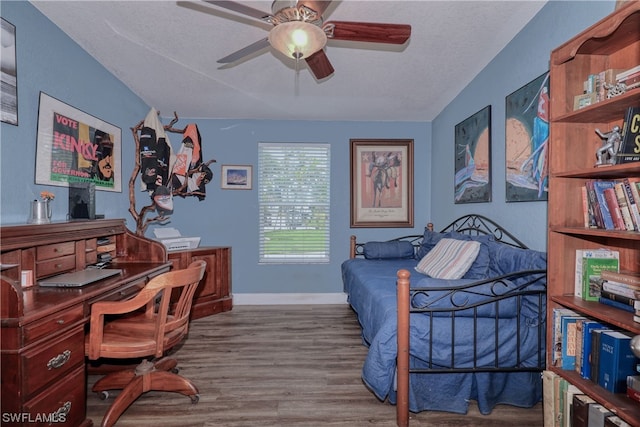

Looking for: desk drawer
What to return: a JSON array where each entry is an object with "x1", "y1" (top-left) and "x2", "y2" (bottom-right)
[
  {"x1": 23, "y1": 328, "x2": 85, "y2": 397},
  {"x1": 22, "y1": 364, "x2": 85, "y2": 427},
  {"x1": 36, "y1": 242, "x2": 76, "y2": 261},
  {"x1": 36, "y1": 254, "x2": 76, "y2": 278},
  {"x1": 97, "y1": 278, "x2": 147, "y2": 302},
  {"x1": 24, "y1": 304, "x2": 84, "y2": 343}
]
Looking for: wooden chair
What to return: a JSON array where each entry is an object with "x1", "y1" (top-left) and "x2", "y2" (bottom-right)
[{"x1": 85, "y1": 260, "x2": 206, "y2": 427}]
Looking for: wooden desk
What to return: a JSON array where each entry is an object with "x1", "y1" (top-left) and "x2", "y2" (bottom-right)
[{"x1": 1, "y1": 219, "x2": 170, "y2": 426}]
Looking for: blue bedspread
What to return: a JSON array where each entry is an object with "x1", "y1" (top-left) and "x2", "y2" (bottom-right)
[{"x1": 342, "y1": 257, "x2": 545, "y2": 414}]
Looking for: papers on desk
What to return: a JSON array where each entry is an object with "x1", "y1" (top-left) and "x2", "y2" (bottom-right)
[{"x1": 153, "y1": 228, "x2": 201, "y2": 252}]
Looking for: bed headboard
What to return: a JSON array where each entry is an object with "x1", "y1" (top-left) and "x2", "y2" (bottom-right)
[
  {"x1": 349, "y1": 214, "x2": 528, "y2": 258},
  {"x1": 438, "y1": 214, "x2": 528, "y2": 249}
]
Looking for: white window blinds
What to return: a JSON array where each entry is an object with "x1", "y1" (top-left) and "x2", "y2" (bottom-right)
[{"x1": 258, "y1": 143, "x2": 330, "y2": 264}]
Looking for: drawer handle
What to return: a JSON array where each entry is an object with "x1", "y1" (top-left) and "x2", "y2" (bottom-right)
[
  {"x1": 54, "y1": 401, "x2": 72, "y2": 420},
  {"x1": 47, "y1": 350, "x2": 71, "y2": 370},
  {"x1": 56, "y1": 319, "x2": 65, "y2": 325},
  {"x1": 56, "y1": 263, "x2": 63, "y2": 269}
]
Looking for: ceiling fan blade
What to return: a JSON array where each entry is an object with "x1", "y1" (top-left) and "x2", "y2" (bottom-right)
[
  {"x1": 203, "y1": 1, "x2": 272, "y2": 21},
  {"x1": 324, "y1": 21, "x2": 411, "y2": 44},
  {"x1": 296, "y1": 1, "x2": 333, "y2": 16},
  {"x1": 305, "y1": 49, "x2": 334, "y2": 80},
  {"x1": 217, "y1": 38, "x2": 270, "y2": 63}
]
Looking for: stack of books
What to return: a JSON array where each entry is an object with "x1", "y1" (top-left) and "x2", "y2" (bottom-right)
[
  {"x1": 599, "y1": 270, "x2": 640, "y2": 321},
  {"x1": 616, "y1": 65, "x2": 640, "y2": 90},
  {"x1": 574, "y1": 248, "x2": 619, "y2": 301},
  {"x1": 582, "y1": 178, "x2": 640, "y2": 231}
]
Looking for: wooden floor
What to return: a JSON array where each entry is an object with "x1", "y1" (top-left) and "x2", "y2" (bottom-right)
[{"x1": 87, "y1": 304, "x2": 543, "y2": 426}]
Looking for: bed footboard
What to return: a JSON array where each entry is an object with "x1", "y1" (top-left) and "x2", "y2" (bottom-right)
[{"x1": 396, "y1": 268, "x2": 547, "y2": 427}]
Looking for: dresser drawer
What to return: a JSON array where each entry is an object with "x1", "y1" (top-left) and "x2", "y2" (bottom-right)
[
  {"x1": 36, "y1": 254, "x2": 76, "y2": 278},
  {"x1": 23, "y1": 328, "x2": 85, "y2": 397},
  {"x1": 36, "y1": 242, "x2": 76, "y2": 261},
  {"x1": 23, "y1": 304, "x2": 84, "y2": 343},
  {"x1": 21, "y1": 365, "x2": 86, "y2": 427}
]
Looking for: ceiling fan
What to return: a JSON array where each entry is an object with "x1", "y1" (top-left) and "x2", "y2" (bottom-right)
[{"x1": 201, "y1": 0, "x2": 411, "y2": 80}]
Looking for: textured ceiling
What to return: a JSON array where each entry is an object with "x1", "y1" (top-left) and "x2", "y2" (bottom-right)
[{"x1": 31, "y1": 0, "x2": 547, "y2": 122}]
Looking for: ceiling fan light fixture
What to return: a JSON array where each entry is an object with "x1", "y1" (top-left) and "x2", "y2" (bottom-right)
[{"x1": 268, "y1": 21, "x2": 327, "y2": 59}]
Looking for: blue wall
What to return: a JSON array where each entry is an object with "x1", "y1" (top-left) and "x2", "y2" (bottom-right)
[
  {"x1": 430, "y1": 0, "x2": 615, "y2": 250},
  {"x1": 0, "y1": 1, "x2": 616, "y2": 296}
]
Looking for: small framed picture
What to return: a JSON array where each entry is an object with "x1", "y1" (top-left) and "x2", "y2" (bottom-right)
[{"x1": 221, "y1": 165, "x2": 252, "y2": 190}]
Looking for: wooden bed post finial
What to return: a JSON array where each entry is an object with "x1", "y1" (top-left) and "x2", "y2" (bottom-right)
[{"x1": 350, "y1": 235, "x2": 357, "y2": 259}]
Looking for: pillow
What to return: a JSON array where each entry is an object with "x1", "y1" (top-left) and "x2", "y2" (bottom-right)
[
  {"x1": 363, "y1": 240, "x2": 415, "y2": 260},
  {"x1": 416, "y1": 230, "x2": 472, "y2": 260},
  {"x1": 415, "y1": 238, "x2": 481, "y2": 279}
]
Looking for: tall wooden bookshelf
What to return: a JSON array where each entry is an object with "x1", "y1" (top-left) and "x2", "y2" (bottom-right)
[{"x1": 547, "y1": 2, "x2": 640, "y2": 426}]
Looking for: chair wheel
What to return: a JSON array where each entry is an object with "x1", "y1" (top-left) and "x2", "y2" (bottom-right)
[
  {"x1": 190, "y1": 394, "x2": 200, "y2": 404},
  {"x1": 171, "y1": 367, "x2": 180, "y2": 374},
  {"x1": 98, "y1": 391, "x2": 110, "y2": 400}
]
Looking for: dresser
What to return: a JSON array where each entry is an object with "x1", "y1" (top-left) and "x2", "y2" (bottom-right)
[
  {"x1": 1, "y1": 219, "x2": 170, "y2": 426},
  {"x1": 167, "y1": 247, "x2": 232, "y2": 320}
]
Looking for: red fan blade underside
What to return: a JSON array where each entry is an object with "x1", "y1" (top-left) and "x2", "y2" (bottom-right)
[
  {"x1": 204, "y1": 1, "x2": 272, "y2": 21},
  {"x1": 325, "y1": 21, "x2": 411, "y2": 44},
  {"x1": 305, "y1": 50, "x2": 335, "y2": 80},
  {"x1": 296, "y1": 0, "x2": 333, "y2": 17},
  {"x1": 217, "y1": 38, "x2": 271, "y2": 64}
]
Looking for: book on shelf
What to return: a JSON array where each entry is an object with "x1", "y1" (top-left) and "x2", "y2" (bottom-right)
[
  {"x1": 542, "y1": 370, "x2": 557, "y2": 427},
  {"x1": 626, "y1": 386, "x2": 640, "y2": 404},
  {"x1": 588, "y1": 403, "x2": 613, "y2": 427},
  {"x1": 582, "y1": 185, "x2": 597, "y2": 228},
  {"x1": 590, "y1": 329, "x2": 608, "y2": 384},
  {"x1": 562, "y1": 315, "x2": 588, "y2": 370},
  {"x1": 578, "y1": 321, "x2": 609, "y2": 380},
  {"x1": 585, "y1": 180, "x2": 605, "y2": 229},
  {"x1": 622, "y1": 178, "x2": 640, "y2": 229},
  {"x1": 582, "y1": 254, "x2": 619, "y2": 301},
  {"x1": 600, "y1": 269, "x2": 640, "y2": 286},
  {"x1": 601, "y1": 279, "x2": 640, "y2": 299},
  {"x1": 597, "y1": 330, "x2": 639, "y2": 393},
  {"x1": 603, "y1": 187, "x2": 626, "y2": 230},
  {"x1": 598, "y1": 295, "x2": 635, "y2": 313},
  {"x1": 617, "y1": 106, "x2": 640, "y2": 164},
  {"x1": 591, "y1": 180, "x2": 617, "y2": 230},
  {"x1": 616, "y1": 65, "x2": 640, "y2": 82},
  {"x1": 575, "y1": 249, "x2": 619, "y2": 299},
  {"x1": 564, "y1": 383, "x2": 583, "y2": 427},
  {"x1": 628, "y1": 375, "x2": 640, "y2": 392},
  {"x1": 572, "y1": 394, "x2": 596, "y2": 427},
  {"x1": 612, "y1": 181, "x2": 635, "y2": 230},
  {"x1": 552, "y1": 308, "x2": 580, "y2": 367},
  {"x1": 600, "y1": 289, "x2": 636, "y2": 307}
]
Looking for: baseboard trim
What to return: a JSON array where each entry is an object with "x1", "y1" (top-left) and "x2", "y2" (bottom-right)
[{"x1": 233, "y1": 293, "x2": 348, "y2": 305}]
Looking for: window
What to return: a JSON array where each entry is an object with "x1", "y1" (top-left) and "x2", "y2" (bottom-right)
[{"x1": 258, "y1": 143, "x2": 330, "y2": 264}]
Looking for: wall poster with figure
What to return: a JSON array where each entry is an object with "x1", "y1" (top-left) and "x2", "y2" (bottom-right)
[
  {"x1": 454, "y1": 105, "x2": 492, "y2": 204},
  {"x1": 350, "y1": 139, "x2": 413, "y2": 228},
  {"x1": 505, "y1": 72, "x2": 549, "y2": 202},
  {"x1": 35, "y1": 92, "x2": 121, "y2": 192}
]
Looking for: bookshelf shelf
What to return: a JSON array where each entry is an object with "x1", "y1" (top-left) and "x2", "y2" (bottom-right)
[
  {"x1": 547, "y1": 3, "x2": 640, "y2": 426},
  {"x1": 552, "y1": 295, "x2": 640, "y2": 334},
  {"x1": 549, "y1": 367, "x2": 640, "y2": 422},
  {"x1": 552, "y1": 226, "x2": 640, "y2": 241}
]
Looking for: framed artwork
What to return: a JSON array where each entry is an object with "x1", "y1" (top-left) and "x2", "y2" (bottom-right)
[
  {"x1": 35, "y1": 92, "x2": 122, "y2": 192},
  {"x1": 1, "y1": 18, "x2": 18, "y2": 125},
  {"x1": 221, "y1": 165, "x2": 252, "y2": 190},
  {"x1": 350, "y1": 139, "x2": 413, "y2": 228},
  {"x1": 454, "y1": 105, "x2": 491, "y2": 204},
  {"x1": 505, "y1": 71, "x2": 549, "y2": 202}
]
